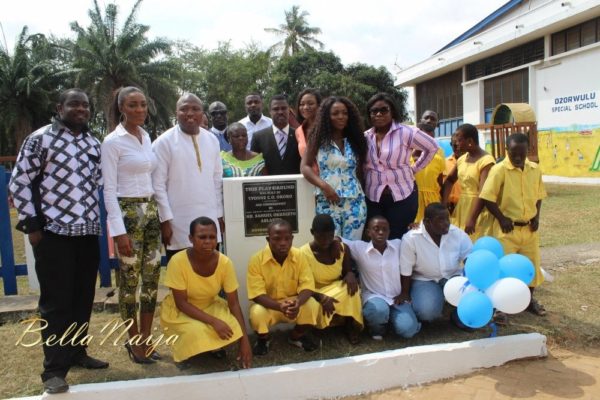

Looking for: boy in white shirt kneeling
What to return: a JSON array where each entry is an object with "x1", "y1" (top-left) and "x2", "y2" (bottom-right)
[{"x1": 342, "y1": 216, "x2": 420, "y2": 341}]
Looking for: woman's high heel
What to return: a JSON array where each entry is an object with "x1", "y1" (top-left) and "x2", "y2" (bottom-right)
[{"x1": 125, "y1": 343, "x2": 155, "y2": 364}]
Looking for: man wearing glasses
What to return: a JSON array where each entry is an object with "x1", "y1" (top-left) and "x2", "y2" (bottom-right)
[{"x1": 208, "y1": 101, "x2": 232, "y2": 152}]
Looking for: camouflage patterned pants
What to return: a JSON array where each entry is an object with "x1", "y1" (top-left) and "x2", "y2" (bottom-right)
[{"x1": 117, "y1": 198, "x2": 162, "y2": 320}]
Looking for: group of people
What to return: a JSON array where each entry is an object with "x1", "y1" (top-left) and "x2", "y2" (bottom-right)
[
  {"x1": 9, "y1": 86, "x2": 546, "y2": 395},
  {"x1": 160, "y1": 208, "x2": 466, "y2": 370}
]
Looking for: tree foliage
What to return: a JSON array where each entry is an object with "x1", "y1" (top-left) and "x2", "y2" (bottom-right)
[
  {"x1": 265, "y1": 5, "x2": 324, "y2": 57},
  {"x1": 69, "y1": 0, "x2": 179, "y2": 136},
  {"x1": 270, "y1": 51, "x2": 408, "y2": 124},
  {"x1": 0, "y1": 27, "x2": 63, "y2": 154},
  {"x1": 172, "y1": 41, "x2": 271, "y2": 121}
]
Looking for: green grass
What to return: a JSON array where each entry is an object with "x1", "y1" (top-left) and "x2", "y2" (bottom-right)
[
  {"x1": 0, "y1": 262, "x2": 598, "y2": 398},
  {"x1": 539, "y1": 184, "x2": 600, "y2": 247}
]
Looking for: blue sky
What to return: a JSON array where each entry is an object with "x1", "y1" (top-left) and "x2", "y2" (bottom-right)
[{"x1": 2, "y1": 0, "x2": 507, "y2": 74}]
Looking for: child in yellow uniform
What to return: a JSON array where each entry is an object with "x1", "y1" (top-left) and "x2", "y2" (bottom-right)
[
  {"x1": 443, "y1": 124, "x2": 495, "y2": 240},
  {"x1": 300, "y1": 214, "x2": 363, "y2": 344},
  {"x1": 414, "y1": 147, "x2": 446, "y2": 223},
  {"x1": 247, "y1": 219, "x2": 320, "y2": 355},
  {"x1": 413, "y1": 111, "x2": 446, "y2": 224},
  {"x1": 480, "y1": 133, "x2": 547, "y2": 316},
  {"x1": 160, "y1": 217, "x2": 251, "y2": 369}
]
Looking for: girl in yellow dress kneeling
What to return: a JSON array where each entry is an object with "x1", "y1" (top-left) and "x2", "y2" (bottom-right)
[
  {"x1": 160, "y1": 217, "x2": 252, "y2": 369},
  {"x1": 300, "y1": 214, "x2": 363, "y2": 344}
]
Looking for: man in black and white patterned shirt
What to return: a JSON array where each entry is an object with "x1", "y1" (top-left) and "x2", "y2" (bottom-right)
[{"x1": 10, "y1": 88, "x2": 108, "y2": 394}]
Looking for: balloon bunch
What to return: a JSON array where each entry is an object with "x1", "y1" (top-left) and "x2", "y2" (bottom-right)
[{"x1": 443, "y1": 236, "x2": 535, "y2": 328}]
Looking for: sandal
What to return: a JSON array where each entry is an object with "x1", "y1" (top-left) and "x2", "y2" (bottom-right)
[
  {"x1": 124, "y1": 343, "x2": 155, "y2": 364},
  {"x1": 527, "y1": 298, "x2": 547, "y2": 316}
]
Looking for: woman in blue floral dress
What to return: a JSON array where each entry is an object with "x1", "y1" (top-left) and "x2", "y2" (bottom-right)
[{"x1": 301, "y1": 97, "x2": 367, "y2": 240}]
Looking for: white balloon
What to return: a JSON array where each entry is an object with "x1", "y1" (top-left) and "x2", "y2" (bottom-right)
[
  {"x1": 485, "y1": 277, "x2": 532, "y2": 314},
  {"x1": 443, "y1": 276, "x2": 477, "y2": 306}
]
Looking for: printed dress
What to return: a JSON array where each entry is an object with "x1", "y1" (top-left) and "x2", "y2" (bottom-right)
[
  {"x1": 221, "y1": 151, "x2": 265, "y2": 177},
  {"x1": 300, "y1": 243, "x2": 363, "y2": 329},
  {"x1": 452, "y1": 153, "x2": 496, "y2": 240},
  {"x1": 160, "y1": 251, "x2": 242, "y2": 362},
  {"x1": 315, "y1": 139, "x2": 366, "y2": 240}
]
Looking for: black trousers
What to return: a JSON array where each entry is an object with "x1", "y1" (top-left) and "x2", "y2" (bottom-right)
[
  {"x1": 33, "y1": 232, "x2": 100, "y2": 382},
  {"x1": 365, "y1": 184, "x2": 418, "y2": 240}
]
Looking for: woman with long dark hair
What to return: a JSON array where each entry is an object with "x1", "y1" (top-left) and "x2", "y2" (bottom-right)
[
  {"x1": 295, "y1": 88, "x2": 322, "y2": 158},
  {"x1": 301, "y1": 96, "x2": 367, "y2": 240}
]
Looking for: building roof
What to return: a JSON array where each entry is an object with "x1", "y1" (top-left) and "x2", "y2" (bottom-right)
[
  {"x1": 435, "y1": 0, "x2": 523, "y2": 54},
  {"x1": 396, "y1": 1, "x2": 600, "y2": 86}
]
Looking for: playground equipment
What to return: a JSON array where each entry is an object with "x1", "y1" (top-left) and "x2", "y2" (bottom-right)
[{"x1": 477, "y1": 103, "x2": 539, "y2": 162}]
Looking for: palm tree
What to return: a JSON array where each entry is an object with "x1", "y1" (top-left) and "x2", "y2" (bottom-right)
[
  {"x1": 265, "y1": 5, "x2": 324, "y2": 57},
  {"x1": 70, "y1": 0, "x2": 179, "y2": 135},
  {"x1": 0, "y1": 27, "x2": 58, "y2": 155}
]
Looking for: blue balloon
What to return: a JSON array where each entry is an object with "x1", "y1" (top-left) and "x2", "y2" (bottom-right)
[
  {"x1": 499, "y1": 254, "x2": 535, "y2": 285},
  {"x1": 472, "y1": 236, "x2": 504, "y2": 259},
  {"x1": 457, "y1": 291, "x2": 494, "y2": 328},
  {"x1": 437, "y1": 140, "x2": 453, "y2": 157},
  {"x1": 464, "y1": 249, "x2": 500, "y2": 290}
]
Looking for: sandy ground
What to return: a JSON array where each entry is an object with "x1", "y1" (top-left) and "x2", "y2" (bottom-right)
[{"x1": 351, "y1": 347, "x2": 600, "y2": 399}]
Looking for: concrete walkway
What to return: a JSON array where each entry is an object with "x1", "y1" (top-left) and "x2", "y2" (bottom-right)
[{"x1": 351, "y1": 348, "x2": 600, "y2": 399}]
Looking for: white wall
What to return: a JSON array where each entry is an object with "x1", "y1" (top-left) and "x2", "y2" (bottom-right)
[
  {"x1": 535, "y1": 46, "x2": 600, "y2": 130},
  {"x1": 463, "y1": 80, "x2": 484, "y2": 124},
  {"x1": 32, "y1": 333, "x2": 547, "y2": 400}
]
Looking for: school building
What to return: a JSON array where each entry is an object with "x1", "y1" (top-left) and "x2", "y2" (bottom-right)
[{"x1": 396, "y1": 0, "x2": 600, "y2": 178}]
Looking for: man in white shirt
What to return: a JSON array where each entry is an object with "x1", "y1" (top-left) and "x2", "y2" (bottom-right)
[
  {"x1": 208, "y1": 101, "x2": 231, "y2": 152},
  {"x1": 239, "y1": 93, "x2": 272, "y2": 149},
  {"x1": 342, "y1": 216, "x2": 420, "y2": 340},
  {"x1": 399, "y1": 203, "x2": 472, "y2": 322},
  {"x1": 152, "y1": 93, "x2": 224, "y2": 261}
]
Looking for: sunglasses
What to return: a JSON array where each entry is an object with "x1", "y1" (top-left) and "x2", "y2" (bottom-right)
[{"x1": 369, "y1": 107, "x2": 390, "y2": 116}]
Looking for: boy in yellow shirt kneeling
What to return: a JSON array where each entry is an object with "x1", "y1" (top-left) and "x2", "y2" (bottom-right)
[{"x1": 247, "y1": 219, "x2": 320, "y2": 355}]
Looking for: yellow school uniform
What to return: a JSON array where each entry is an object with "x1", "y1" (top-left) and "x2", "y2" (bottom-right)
[
  {"x1": 247, "y1": 245, "x2": 319, "y2": 334},
  {"x1": 479, "y1": 158, "x2": 547, "y2": 287},
  {"x1": 452, "y1": 153, "x2": 496, "y2": 240},
  {"x1": 160, "y1": 251, "x2": 242, "y2": 362},
  {"x1": 300, "y1": 243, "x2": 363, "y2": 329},
  {"x1": 414, "y1": 148, "x2": 446, "y2": 223}
]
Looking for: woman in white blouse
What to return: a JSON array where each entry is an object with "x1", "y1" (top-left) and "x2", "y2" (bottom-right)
[{"x1": 101, "y1": 86, "x2": 161, "y2": 364}]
